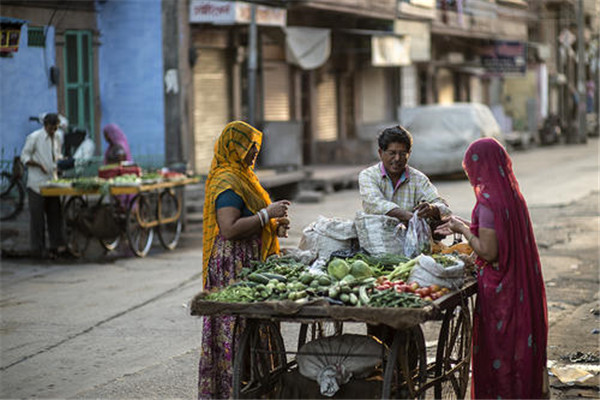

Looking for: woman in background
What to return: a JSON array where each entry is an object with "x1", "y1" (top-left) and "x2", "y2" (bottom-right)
[
  {"x1": 198, "y1": 121, "x2": 290, "y2": 399},
  {"x1": 436, "y1": 138, "x2": 548, "y2": 399},
  {"x1": 103, "y1": 123, "x2": 132, "y2": 165}
]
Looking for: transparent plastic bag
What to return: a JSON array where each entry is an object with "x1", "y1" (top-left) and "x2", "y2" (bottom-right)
[{"x1": 403, "y1": 212, "x2": 432, "y2": 258}]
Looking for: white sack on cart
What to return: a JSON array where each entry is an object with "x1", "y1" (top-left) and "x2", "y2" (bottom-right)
[
  {"x1": 354, "y1": 211, "x2": 405, "y2": 255},
  {"x1": 297, "y1": 334, "x2": 383, "y2": 397},
  {"x1": 409, "y1": 254, "x2": 464, "y2": 290},
  {"x1": 298, "y1": 216, "x2": 357, "y2": 259}
]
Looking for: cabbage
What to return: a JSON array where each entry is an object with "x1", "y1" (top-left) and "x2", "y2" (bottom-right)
[
  {"x1": 327, "y1": 258, "x2": 350, "y2": 281},
  {"x1": 350, "y1": 260, "x2": 372, "y2": 279}
]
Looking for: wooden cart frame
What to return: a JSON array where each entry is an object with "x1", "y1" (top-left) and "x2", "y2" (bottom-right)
[
  {"x1": 40, "y1": 177, "x2": 199, "y2": 257},
  {"x1": 192, "y1": 280, "x2": 477, "y2": 399}
]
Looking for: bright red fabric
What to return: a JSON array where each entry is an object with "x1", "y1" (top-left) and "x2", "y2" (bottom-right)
[{"x1": 463, "y1": 138, "x2": 548, "y2": 399}]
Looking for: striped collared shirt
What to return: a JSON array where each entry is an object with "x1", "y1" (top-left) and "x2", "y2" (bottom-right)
[{"x1": 358, "y1": 162, "x2": 451, "y2": 217}]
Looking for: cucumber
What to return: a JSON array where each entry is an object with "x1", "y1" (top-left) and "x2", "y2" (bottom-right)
[
  {"x1": 261, "y1": 272, "x2": 287, "y2": 282},
  {"x1": 248, "y1": 273, "x2": 270, "y2": 285},
  {"x1": 340, "y1": 293, "x2": 350, "y2": 303}
]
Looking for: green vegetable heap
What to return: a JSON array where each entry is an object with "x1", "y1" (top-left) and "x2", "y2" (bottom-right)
[{"x1": 204, "y1": 253, "x2": 461, "y2": 308}]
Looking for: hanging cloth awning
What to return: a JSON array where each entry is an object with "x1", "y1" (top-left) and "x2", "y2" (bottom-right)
[{"x1": 284, "y1": 27, "x2": 331, "y2": 70}]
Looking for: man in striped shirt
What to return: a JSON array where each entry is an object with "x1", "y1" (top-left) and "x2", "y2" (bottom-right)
[{"x1": 358, "y1": 125, "x2": 451, "y2": 225}]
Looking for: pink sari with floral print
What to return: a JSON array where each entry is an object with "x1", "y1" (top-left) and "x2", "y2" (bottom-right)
[{"x1": 464, "y1": 138, "x2": 548, "y2": 399}]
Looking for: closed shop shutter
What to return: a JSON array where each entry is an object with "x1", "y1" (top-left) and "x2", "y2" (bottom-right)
[
  {"x1": 360, "y1": 67, "x2": 387, "y2": 123},
  {"x1": 316, "y1": 72, "x2": 337, "y2": 141},
  {"x1": 401, "y1": 65, "x2": 418, "y2": 108},
  {"x1": 192, "y1": 48, "x2": 229, "y2": 174},
  {"x1": 263, "y1": 60, "x2": 290, "y2": 121}
]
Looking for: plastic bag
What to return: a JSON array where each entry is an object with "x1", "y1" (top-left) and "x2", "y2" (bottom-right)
[
  {"x1": 297, "y1": 334, "x2": 383, "y2": 397},
  {"x1": 355, "y1": 211, "x2": 405, "y2": 256},
  {"x1": 299, "y1": 216, "x2": 357, "y2": 259},
  {"x1": 403, "y1": 212, "x2": 432, "y2": 258},
  {"x1": 408, "y1": 254, "x2": 464, "y2": 290}
]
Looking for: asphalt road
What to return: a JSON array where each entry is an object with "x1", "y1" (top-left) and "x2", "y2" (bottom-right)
[{"x1": 0, "y1": 138, "x2": 598, "y2": 399}]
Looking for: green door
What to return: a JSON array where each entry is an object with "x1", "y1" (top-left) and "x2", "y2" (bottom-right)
[{"x1": 63, "y1": 30, "x2": 94, "y2": 138}]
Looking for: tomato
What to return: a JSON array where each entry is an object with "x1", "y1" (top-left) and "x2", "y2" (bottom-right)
[
  {"x1": 395, "y1": 285, "x2": 405, "y2": 293},
  {"x1": 420, "y1": 287, "x2": 431, "y2": 296},
  {"x1": 430, "y1": 284, "x2": 441, "y2": 292},
  {"x1": 410, "y1": 282, "x2": 420, "y2": 291},
  {"x1": 423, "y1": 296, "x2": 433, "y2": 302},
  {"x1": 430, "y1": 292, "x2": 440, "y2": 300}
]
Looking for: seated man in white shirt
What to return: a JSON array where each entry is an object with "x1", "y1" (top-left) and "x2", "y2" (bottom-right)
[
  {"x1": 20, "y1": 113, "x2": 66, "y2": 259},
  {"x1": 358, "y1": 125, "x2": 451, "y2": 226}
]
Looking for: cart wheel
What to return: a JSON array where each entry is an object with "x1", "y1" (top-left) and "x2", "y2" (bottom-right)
[
  {"x1": 434, "y1": 304, "x2": 472, "y2": 400},
  {"x1": 157, "y1": 189, "x2": 182, "y2": 250},
  {"x1": 233, "y1": 320, "x2": 287, "y2": 399},
  {"x1": 297, "y1": 321, "x2": 343, "y2": 352},
  {"x1": 64, "y1": 196, "x2": 90, "y2": 257},
  {"x1": 382, "y1": 326, "x2": 427, "y2": 399},
  {"x1": 126, "y1": 194, "x2": 154, "y2": 257}
]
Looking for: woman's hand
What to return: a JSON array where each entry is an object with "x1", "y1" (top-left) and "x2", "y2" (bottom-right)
[
  {"x1": 434, "y1": 216, "x2": 469, "y2": 236},
  {"x1": 266, "y1": 200, "x2": 290, "y2": 219}
]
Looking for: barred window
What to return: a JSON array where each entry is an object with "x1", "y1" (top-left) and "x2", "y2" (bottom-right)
[{"x1": 28, "y1": 26, "x2": 45, "y2": 47}]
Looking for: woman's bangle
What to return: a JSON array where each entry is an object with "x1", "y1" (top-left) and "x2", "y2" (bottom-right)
[
  {"x1": 257, "y1": 211, "x2": 265, "y2": 227},
  {"x1": 260, "y1": 209, "x2": 269, "y2": 224}
]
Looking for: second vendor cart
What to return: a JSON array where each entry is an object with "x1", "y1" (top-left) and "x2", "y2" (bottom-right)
[
  {"x1": 191, "y1": 279, "x2": 477, "y2": 399},
  {"x1": 41, "y1": 177, "x2": 199, "y2": 257}
]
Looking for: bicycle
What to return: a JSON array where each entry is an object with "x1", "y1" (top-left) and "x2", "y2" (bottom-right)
[{"x1": 0, "y1": 156, "x2": 26, "y2": 221}]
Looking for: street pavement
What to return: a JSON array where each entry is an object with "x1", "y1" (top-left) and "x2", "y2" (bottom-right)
[{"x1": 0, "y1": 138, "x2": 598, "y2": 399}]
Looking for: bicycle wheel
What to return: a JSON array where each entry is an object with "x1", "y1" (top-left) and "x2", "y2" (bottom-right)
[
  {"x1": 434, "y1": 304, "x2": 472, "y2": 399},
  {"x1": 126, "y1": 194, "x2": 154, "y2": 257},
  {"x1": 382, "y1": 326, "x2": 427, "y2": 399},
  {"x1": 233, "y1": 320, "x2": 287, "y2": 399},
  {"x1": 157, "y1": 189, "x2": 182, "y2": 250},
  {"x1": 64, "y1": 196, "x2": 90, "y2": 257},
  {"x1": 0, "y1": 172, "x2": 25, "y2": 221}
]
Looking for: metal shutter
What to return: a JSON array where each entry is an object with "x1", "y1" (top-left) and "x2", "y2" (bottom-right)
[
  {"x1": 360, "y1": 67, "x2": 387, "y2": 123},
  {"x1": 263, "y1": 60, "x2": 290, "y2": 121},
  {"x1": 316, "y1": 72, "x2": 338, "y2": 141},
  {"x1": 192, "y1": 48, "x2": 229, "y2": 174}
]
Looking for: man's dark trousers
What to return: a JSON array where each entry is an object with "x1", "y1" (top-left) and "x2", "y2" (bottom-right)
[{"x1": 28, "y1": 189, "x2": 64, "y2": 257}]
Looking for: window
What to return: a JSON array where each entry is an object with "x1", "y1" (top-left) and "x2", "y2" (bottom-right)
[
  {"x1": 64, "y1": 30, "x2": 94, "y2": 138},
  {"x1": 28, "y1": 26, "x2": 45, "y2": 47}
]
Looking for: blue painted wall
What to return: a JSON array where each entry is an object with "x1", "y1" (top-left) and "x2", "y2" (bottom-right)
[
  {"x1": 0, "y1": 25, "x2": 58, "y2": 160},
  {"x1": 96, "y1": 0, "x2": 165, "y2": 164}
]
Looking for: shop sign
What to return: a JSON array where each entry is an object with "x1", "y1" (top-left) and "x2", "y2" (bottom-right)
[
  {"x1": 480, "y1": 40, "x2": 526, "y2": 75},
  {"x1": 372, "y1": 35, "x2": 411, "y2": 67},
  {"x1": 189, "y1": 0, "x2": 286, "y2": 27}
]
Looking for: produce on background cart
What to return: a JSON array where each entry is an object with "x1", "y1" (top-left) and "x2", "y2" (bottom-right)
[
  {"x1": 40, "y1": 177, "x2": 199, "y2": 257},
  {"x1": 191, "y1": 277, "x2": 477, "y2": 399}
]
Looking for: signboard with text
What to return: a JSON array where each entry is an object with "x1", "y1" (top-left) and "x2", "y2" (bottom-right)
[
  {"x1": 479, "y1": 41, "x2": 526, "y2": 75},
  {"x1": 189, "y1": 0, "x2": 286, "y2": 26}
]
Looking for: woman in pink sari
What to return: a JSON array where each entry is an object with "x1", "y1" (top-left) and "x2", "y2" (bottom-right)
[
  {"x1": 103, "y1": 124, "x2": 132, "y2": 164},
  {"x1": 436, "y1": 138, "x2": 548, "y2": 399}
]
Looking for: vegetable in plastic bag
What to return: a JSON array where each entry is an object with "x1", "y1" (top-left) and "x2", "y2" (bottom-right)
[
  {"x1": 297, "y1": 334, "x2": 383, "y2": 397},
  {"x1": 403, "y1": 212, "x2": 432, "y2": 258}
]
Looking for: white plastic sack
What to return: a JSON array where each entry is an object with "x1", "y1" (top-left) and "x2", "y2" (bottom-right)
[
  {"x1": 299, "y1": 216, "x2": 356, "y2": 259},
  {"x1": 297, "y1": 334, "x2": 383, "y2": 397},
  {"x1": 403, "y1": 212, "x2": 432, "y2": 258},
  {"x1": 408, "y1": 254, "x2": 464, "y2": 290},
  {"x1": 354, "y1": 211, "x2": 405, "y2": 256}
]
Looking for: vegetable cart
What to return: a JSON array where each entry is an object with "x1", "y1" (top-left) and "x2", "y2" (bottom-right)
[
  {"x1": 191, "y1": 278, "x2": 477, "y2": 399},
  {"x1": 40, "y1": 177, "x2": 199, "y2": 257}
]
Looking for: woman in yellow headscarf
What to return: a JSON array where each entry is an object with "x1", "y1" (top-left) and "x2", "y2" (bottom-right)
[{"x1": 198, "y1": 121, "x2": 290, "y2": 399}]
